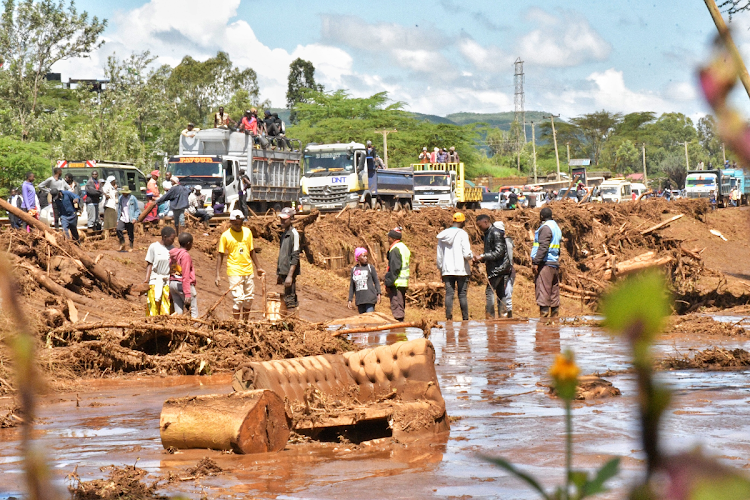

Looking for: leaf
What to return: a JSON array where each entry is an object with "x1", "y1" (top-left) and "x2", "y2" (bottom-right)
[
  {"x1": 580, "y1": 457, "x2": 620, "y2": 498},
  {"x1": 601, "y1": 270, "x2": 671, "y2": 345},
  {"x1": 482, "y1": 455, "x2": 551, "y2": 500},
  {"x1": 569, "y1": 470, "x2": 589, "y2": 489}
]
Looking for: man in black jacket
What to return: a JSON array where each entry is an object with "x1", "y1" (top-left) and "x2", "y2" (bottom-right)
[
  {"x1": 473, "y1": 214, "x2": 510, "y2": 318},
  {"x1": 276, "y1": 207, "x2": 300, "y2": 309},
  {"x1": 85, "y1": 170, "x2": 103, "y2": 229}
]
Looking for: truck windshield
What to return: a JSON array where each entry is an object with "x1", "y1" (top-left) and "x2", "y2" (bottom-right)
[
  {"x1": 168, "y1": 158, "x2": 222, "y2": 177},
  {"x1": 415, "y1": 175, "x2": 450, "y2": 187},
  {"x1": 686, "y1": 177, "x2": 716, "y2": 187},
  {"x1": 304, "y1": 152, "x2": 354, "y2": 175},
  {"x1": 600, "y1": 187, "x2": 618, "y2": 195}
]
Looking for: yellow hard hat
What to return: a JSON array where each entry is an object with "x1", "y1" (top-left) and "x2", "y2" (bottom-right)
[{"x1": 453, "y1": 212, "x2": 466, "y2": 222}]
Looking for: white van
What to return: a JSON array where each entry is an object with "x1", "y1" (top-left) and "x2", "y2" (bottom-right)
[
  {"x1": 599, "y1": 179, "x2": 632, "y2": 203},
  {"x1": 630, "y1": 182, "x2": 647, "y2": 200}
]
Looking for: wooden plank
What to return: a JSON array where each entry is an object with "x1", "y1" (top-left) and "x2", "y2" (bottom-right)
[{"x1": 640, "y1": 214, "x2": 684, "y2": 235}]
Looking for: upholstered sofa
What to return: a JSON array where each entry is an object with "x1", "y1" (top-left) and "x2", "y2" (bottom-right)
[{"x1": 232, "y1": 338, "x2": 449, "y2": 440}]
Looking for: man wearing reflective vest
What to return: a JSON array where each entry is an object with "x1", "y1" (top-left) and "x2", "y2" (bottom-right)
[
  {"x1": 531, "y1": 207, "x2": 562, "y2": 317},
  {"x1": 385, "y1": 227, "x2": 410, "y2": 321}
]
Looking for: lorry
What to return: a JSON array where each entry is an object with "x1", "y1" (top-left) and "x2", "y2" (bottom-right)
[
  {"x1": 411, "y1": 163, "x2": 482, "y2": 210},
  {"x1": 685, "y1": 169, "x2": 731, "y2": 207},
  {"x1": 40, "y1": 161, "x2": 148, "y2": 228},
  {"x1": 722, "y1": 168, "x2": 749, "y2": 205},
  {"x1": 298, "y1": 142, "x2": 414, "y2": 212},
  {"x1": 598, "y1": 178, "x2": 632, "y2": 203},
  {"x1": 175, "y1": 129, "x2": 301, "y2": 213}
]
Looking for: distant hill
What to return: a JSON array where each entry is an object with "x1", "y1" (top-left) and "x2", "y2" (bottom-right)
[
  {"x1": 408, "y1": 112, "x2": 457, "y2": 125},
  {"x1": 447, "y1": 111, "x2": 549, "y2": 130}
]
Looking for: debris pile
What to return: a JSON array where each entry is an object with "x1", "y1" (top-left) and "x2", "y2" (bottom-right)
[{"x1": 660, "y1": 347, "x2": 750, "y2": 370}]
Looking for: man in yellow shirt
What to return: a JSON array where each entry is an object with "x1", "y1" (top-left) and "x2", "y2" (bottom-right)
[{"x1": 215, "y1": 210, "x2": 265, "y2": 320}]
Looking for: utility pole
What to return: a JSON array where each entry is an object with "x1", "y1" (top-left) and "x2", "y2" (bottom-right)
[
  {"x1": 642, "y1": 143, "x2": 648, "y2": 184},
  {"x1": 684, "y1": 141, "x2": 690, "y2": 171},
  {"x1": 374, "y1": 129, "x2": 397, "y2": 168},
  {"x1": 722, "y1": 142, "x2": 726, "y2": 164},
  {"x1": 566, "y1": 142, "x2": 571, "y2": 176},
  {"x1": 514, "y1": 58, "x2": 527, "y2": 143},
  {"x1": 531, "y1": 122, "x2": 538, "y2": 183},
  {"x1": 545, "y1": 114, "x2": 562, "y2": 181}
]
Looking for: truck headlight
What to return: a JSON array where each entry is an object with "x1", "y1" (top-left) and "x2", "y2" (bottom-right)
[{"x1": 348, "y1": 193, "x2": 359, "y2": 200}]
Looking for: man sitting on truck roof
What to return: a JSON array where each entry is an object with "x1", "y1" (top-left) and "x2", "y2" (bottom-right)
[
  {"x1": 214, "y1": 106, "x2": 234, "y2": 129},
  {"x1": 239, "y1": 109, "x2": 268, "y2": 148},
  {"x1": 447, "y1": 146, "x2": 460, "y2": 163},
  {"x1": 181, "y1": 122, "x2": 200, "y2": 138}
]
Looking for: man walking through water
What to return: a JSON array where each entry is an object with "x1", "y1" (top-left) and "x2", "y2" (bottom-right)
[
  {"x1": 531, "y1": 207, "x2": 562, "y2": 317},
  {"x1": 436, "y1": 212, "x2": 473, "y2": 321},
  {"x1": 384, "y1": 227, "x2": 410, "y2": 322},
  {"x1": 276, "y1": 207, "x2": 300, "y2": 310},
  {"x1": 473, "y1": 214, "x2": 510, "y2": 319}
]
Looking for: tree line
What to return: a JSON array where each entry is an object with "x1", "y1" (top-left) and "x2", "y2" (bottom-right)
[{"x1": 0, "y1": 0, "x2": 731, "y2": 197}]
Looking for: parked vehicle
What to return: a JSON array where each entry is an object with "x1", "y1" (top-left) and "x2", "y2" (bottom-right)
[
  {"x1": 299, "y1": 142, "x2": 413, "y2": 211},
  {"x1": 723, "y1": 168, "x2": 749, "y2": 205},
  {"x1": 630, "y1": 182, "x2": 648, "y2": 200},
  {"x1": 598, "y1": 178, "x2": 632, "y2": 203},
  {"x1": 685, "y1": 170, "x2": 731, "y2": 207},
  {"x1": 411, "y1": 163, "x2": 482, "y2": 210},
  {"x1": 39, "y1": 161, "x2": 147, "y2": 228},
  {"x1": 480, "y1": 191, "x2": 500, "y2": 210},
  {"x1": 176, "y1": 128, "x2": 301, "y2": 213},
  {"x1": 556, "y1": 188, "x2": 579, "y2": 202}
]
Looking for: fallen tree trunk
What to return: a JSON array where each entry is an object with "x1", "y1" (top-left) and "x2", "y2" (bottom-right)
[
  {"x1": 137, "y1": 201, "x2": 157, "y2": 223},
  {"x1": 160, "y1": 390, "x2": 289, "y2": 454},
  {"x1": 602, "y1": 251, "x2": 674, "y2": 280},
  {"x1": 640, "y1": 214, "x2": 684, "y2": 235},
  {"x1": 0, "y1": 198, "x2": 130, "y2": 297},
  {"x1": 332, "y1": 321, "x2": 422, "y2": 337},
  {"x1": 17, "y1": 261, "x2": 96, "y2": 307}
]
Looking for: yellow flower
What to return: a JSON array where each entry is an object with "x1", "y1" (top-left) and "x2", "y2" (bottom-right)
[{"x1": 550, "y1": 352, "x2": 579, "y2": 385}]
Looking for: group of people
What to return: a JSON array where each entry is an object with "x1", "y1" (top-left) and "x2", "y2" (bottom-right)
[
  {"x1": 418, "y1": 146, "x2": 460, "y2": 164},
  {"x1": 180, "y1": 106, "x2": 290, "y2": 150},
  {"x1": 144, "y1": 207, "x2": 300, "y2": 320},
  {"x1": 346, "y1": 207, "x2": 562, "y2": 322}
]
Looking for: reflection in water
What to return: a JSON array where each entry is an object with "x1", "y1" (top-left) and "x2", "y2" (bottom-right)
[{"x1": 535, "y1": 322, "x2": 561, "y2": 355}]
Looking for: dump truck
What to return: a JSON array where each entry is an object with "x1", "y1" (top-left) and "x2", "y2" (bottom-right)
[
  {"x1": 175, "y1": 129, "x2": 301, "y2": 213},
  {"x1": 685, "y1": 169, "x2": 731, "y2": 207},
  {"x1": 298, "y1": 142, "x2": 414, "y2": 212},
  {"x1": 411, "y1": 163, "x2": 483, "y2": 210},
  {"x1": 723, "y1": 168, "x2": 749, "y2": 205}
]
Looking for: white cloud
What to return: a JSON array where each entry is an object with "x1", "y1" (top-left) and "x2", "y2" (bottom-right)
[
  {"x1": 320, "y1": 15, "x2": 449, "y2": 52},
  {"x1": 458, "y1": 38, "x2": 512, "y2": 74},
  {"x1": 518, "y1": 8, "x2": 611, "y2": 67}
]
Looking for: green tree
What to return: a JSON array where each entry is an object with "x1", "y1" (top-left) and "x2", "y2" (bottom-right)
[
  {"x1": 167, "y1": 51, "x2": 265, "y2": 128},
  {"x1": 0, "y1": 136, "x2": 50, "y2": 196},
  {"x1": 570, "y1": 111, "x2": 622, "y2": 165},
  {"x1": 614, "y1": 140, "x2": 640, "y2": 173},
  {"x1": 0, "y1": 0, "x2": 106, "y2": 140},
  {"x1": 286, "y1": 58, "x2": 322, "y2": 124}
]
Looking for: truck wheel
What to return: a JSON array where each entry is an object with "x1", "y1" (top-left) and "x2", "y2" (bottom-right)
[
  {"x1": 374, "y1": 201, "x2": 383, "y2": 211},
  {"x1": 393, "y1": 200, "x2": 402, "y2": 211},
  {"x1": 272, "y1": 203, "x2": 282, "y2": 213},
  {"x1": 402, "y1": 201, "x2": 411, "y2": 212}
]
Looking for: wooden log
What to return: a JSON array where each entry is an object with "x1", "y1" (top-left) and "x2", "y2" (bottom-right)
[
  {"x1": 0, "y1": 198, "x2": 130, "y2": 297},
  {"x1": 331, "y1": 321, "x2": 422, "y2": 337},
  {"x1": 602, "y1": 252, "x2": 674, "y2": 280},
  {"x1": 640, "y1": 214, "x2": 684, "y2": 235},
  {"x1": 17, "y1": 262, "x2": 96, "y2": 307},
  {"x1": 137, "y1": 201, "x2": 157, "y2": 223},
  {"x1": 160, "y1": 390, "x2": 289, "y2": 454}
]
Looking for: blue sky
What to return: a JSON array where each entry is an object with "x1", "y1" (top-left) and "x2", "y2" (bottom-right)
[{"x1": 54, "y1": 0, "x2": 750, "y2": 120}]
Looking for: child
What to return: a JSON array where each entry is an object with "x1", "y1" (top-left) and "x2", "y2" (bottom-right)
[
  {"x1": 170, "y1": 232, "x2": 198, "y2": 317},
  {"x1": 710, "y1": 190, "x2": 717, "y2": 211},
  {"x1": 145, "y1": 226, "x2": 176, "y2": 316},
  {"x1": 347, "y1": 247, "x2": 381, "y2": 314}
]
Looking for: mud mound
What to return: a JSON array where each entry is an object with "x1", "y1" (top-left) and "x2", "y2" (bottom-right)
[
  {"x1": 666, "y1": 315, "x2": 748, "y2": 338},
  {"x1": 660, "y1": 347, "x2": 750, "y2": 370},
  {"x1": 42, "y1": 316, "x2": 355, "y2": 378},
  {"x1": 68, "y1": 465, "x2": 165, "y2": 500}
]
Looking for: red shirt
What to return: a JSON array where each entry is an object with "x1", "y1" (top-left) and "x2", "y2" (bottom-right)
[{"x1": 169, "y1": 247, "x2": 195, "y2": 299}]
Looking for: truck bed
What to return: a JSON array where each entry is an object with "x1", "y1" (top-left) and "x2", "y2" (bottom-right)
[{"x1": 368, "y1": 168, "x2": 414, "y2": 195}]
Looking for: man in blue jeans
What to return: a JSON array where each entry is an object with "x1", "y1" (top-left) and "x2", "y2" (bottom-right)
[{"x1": 437, "y1": 212, "x2": 474, "y2": 321}]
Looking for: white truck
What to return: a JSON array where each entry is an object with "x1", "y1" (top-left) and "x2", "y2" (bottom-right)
[
  {"x1": 411, "y1": 163, "x2": 482, "y2": 210},
  {"x1": 298, "y1": 142, "x2": 414, "y2": 212},
  {"x1": 598, "y1": 178, "x2": 632, "y2": 203},
  {"x1": 685, "y1": 169, "x2": 731, "y2": 207},
  {"x1": 175, "y1": 129, "x2": 301, "y2": 213}
]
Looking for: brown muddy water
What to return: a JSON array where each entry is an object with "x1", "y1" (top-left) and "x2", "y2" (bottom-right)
[{"x1": 1, "y1": 318, "x2": 750, "y2": 499}]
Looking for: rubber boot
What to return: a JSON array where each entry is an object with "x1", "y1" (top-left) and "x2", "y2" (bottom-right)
[
  {"x1": 506, "y1": 310, "x2": 512, "y2": 318},
  {"x1": 540, "y1": 306, "x2": 550, "y2": 317},
  {"x1": 550, "y1": 306, "x2": 559, "y2": 317}
]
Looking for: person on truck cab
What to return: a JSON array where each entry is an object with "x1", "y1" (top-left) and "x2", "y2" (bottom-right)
[
  {"x1": 448, "y1": 146, "x2": 460, "y2": 163},
  {"x1": 365, "y1": 141, "x2": 377, "y2": 171},
  {"x1": 374, "y1": 155, "x2": 385, "y2": 169},
  {"x1": 430, "y1": 147, "x2": 439, "y2": 163},
  {"x1": 419, "y1": 147, "x2": 429, "y2": 163},
  {"x1": 181, "y1": 122, "x2": 200, "y2": 138},
  {"x1": 214, "y1": 107, "x2": 234, "y2": 129},
  {"x1": 240, "y1": 109, "x2": 268, "y2": 148}
]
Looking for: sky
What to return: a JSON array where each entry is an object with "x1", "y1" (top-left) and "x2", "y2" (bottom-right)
[{"x1": 51, "y1": 0, "x2": 750, "y2": 121}]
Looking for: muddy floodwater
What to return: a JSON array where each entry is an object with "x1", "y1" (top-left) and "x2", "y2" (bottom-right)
[{"x1": 1, "y1": 319, "x2": 750, "y2": 499}]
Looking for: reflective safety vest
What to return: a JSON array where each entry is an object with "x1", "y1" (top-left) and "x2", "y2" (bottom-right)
[
  {"x1": 531, "y1": 220, "x2": 562, "y2": 264},
  {"x1": 391, "y1": 241, "x2": 411, "y2": 288}
]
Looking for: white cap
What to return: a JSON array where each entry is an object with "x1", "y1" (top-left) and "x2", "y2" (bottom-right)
[
  {"x1": 229, "y1": 209, "x2": 245, "y2": 221},
  {"x1": 494, "y1": 221, "x2": 505, "y2": 232},
  {"x1": 194, "y1": 185, "x2": 202, "y2": 191},
  {"x1": 106, "y1": 175, "x2": 116, "y2": 183}
]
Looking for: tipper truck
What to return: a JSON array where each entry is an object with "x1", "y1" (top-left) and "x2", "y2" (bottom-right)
[
  {"x1": 298, "y1": 142, "x2": 414, "y2": 212},
  {"x1": 411, "y1": 163, "x2": 483, "y2": 210},
  {"x1": 174, "y1": 129, "x2": 301, "y2": 213},
  {"x1": 685, "y1": 169, "x2": 731, "y2": 207},
  {"x1": 723, "y1": 168, "x2": 749, "y2": 205}
]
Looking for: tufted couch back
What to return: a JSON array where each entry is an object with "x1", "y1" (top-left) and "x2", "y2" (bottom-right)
[{"x1": 233, "y1": 339, "x2": 444, "y2": 406}]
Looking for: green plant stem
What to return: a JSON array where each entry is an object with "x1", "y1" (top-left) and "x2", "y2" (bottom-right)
[{"x1": 565, "y1": 399, "x2": 572, "y2": 500}]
